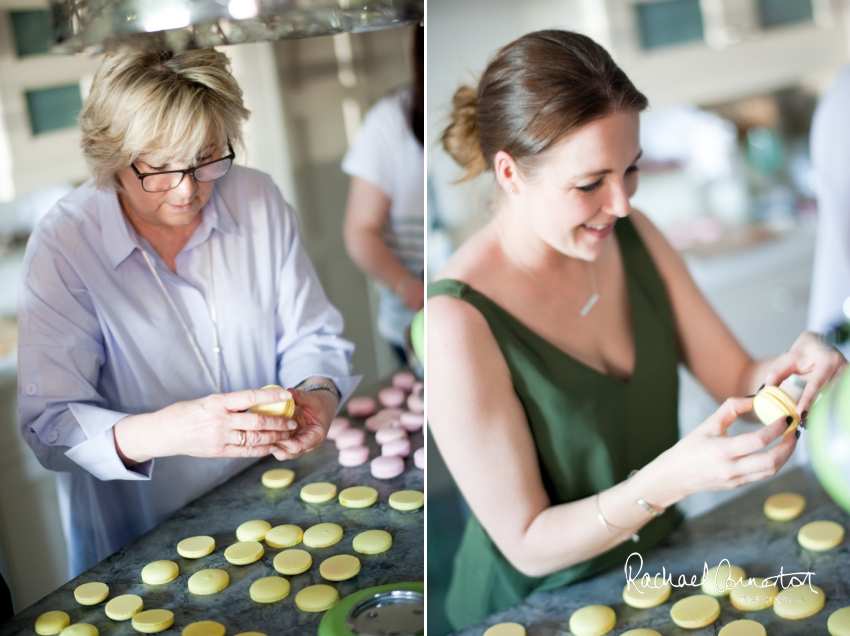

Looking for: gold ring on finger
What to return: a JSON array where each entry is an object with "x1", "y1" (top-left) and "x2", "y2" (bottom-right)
[{"x1": 238, "y1": 430, "x2": 247, "y2": 447}]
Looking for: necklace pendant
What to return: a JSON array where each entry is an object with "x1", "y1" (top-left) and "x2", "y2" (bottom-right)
[{"x1": 580, "y1": 292, "x2": 600, "y2": 317}]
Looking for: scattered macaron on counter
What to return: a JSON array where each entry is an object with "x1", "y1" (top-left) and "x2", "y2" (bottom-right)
[
  {"x1": 6, "y1": 375, "x2": 424, "y2": 636},
  {"x1": 462, "y1": 466, "x2": 850, "y2": 636}
]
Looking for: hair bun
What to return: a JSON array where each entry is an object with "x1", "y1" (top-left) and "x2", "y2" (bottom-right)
[{"x1": 442, "y1": 85, "x2": 487, "y2": 181}]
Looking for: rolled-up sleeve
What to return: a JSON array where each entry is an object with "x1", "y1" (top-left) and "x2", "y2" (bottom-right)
[
  {"x1": 271, "y1": 190, "x2": 361, "y2": 405},
  {"x1": 18, "y1": 230, "x2": 152, "y2": 481}
]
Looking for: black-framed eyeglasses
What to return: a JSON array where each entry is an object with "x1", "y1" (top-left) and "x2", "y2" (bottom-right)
[{"x1": 131, "y1": 143, "x2": 235, "y2": 193}]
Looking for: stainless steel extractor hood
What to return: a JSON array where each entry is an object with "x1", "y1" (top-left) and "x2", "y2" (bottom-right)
[{"x1": 51, "y1": 0, "x2": 423, "y2": 54}]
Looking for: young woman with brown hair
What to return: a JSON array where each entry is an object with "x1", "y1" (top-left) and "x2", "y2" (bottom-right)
[{"x1": 428, "y1": 30, "x2": 845, "y2": 629}]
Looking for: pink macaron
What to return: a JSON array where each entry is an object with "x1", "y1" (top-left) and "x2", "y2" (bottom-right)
[
  {"x1": 371, "y1": 455, "x2": 405, "y2": 480},
  {"x1": 335, "y1": 428, "x2": 366, "y2": 450},
  {"x1": 365, "y1": 408, "x2": 403, "y2": 432},
  {"x1": 347, "y1": 396, "x2": 377, "y2": 418},
  {"x1": 413, "y1": 447, "x2": 424, "y2": 469},
  {"x1": 326, "y1": 417, "x2": 350, "y2": 441},
  {"x1": 339, "y1": 445, "x2": 369, "y2": 467},
  {"x1": 395, "y1": 411, "x2": 424, "y2": 432},
  {"x1": 378, "y1": 387, "x2": 407, "y2": 408},
  {"x1": 375, "y1": 427, "x2": 407, "y2": 445},
  {"x1": 406, "y1": 391, "x2": 423, "y2": 414},
  {"x1": 392, "y1": 371, "x2": 417, "y2": 391},
  {"x1": 382, "y1": 438, "x2": 411, "y2": 458}
]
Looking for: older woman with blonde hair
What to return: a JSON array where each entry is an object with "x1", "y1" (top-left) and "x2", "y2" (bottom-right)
[{"x1": 18, "y1": 48, "x2": 358, "y2": 577}]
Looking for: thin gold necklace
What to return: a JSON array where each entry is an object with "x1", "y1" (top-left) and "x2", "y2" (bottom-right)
[{"x1": 495, "y1": 218, "x2": 600, "y2": 318}]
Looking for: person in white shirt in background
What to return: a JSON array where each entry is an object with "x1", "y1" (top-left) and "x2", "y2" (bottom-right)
[
  {"x1": 18, "y1": 48, "x2": 359, "y2": 577},
  {"x1": 342, "y1": 25, "x2": 424, "y2": 364},
  {"x1": 809, "y1": 66, "x2": 850, "y2": 358}
]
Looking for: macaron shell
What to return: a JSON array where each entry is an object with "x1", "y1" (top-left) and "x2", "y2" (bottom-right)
[
  {"x1": 319, "y1": 554, "x2": 361, "y2": 581},
  {"x1": 335, "y1": 428, "x2": 366, "y2": 450},
  {"x1": 773, "y1": 584, "x2": 825, "y2": 619},
  {"x1": 567, "y1": 604, "x2": 616, "y2": 636},
  {"x1": 388, "y1": 490, "x2": 424, "y2": 511},
  {"x1": 483, "y1": 623, "x2": 526, "y2": 636},
  {"x1": 265, "y1": 524, "x2": 303, "y2": 548},
  {"x1": 35, "y1": 611, "x2": 70, "y2": 635},
  {"x1": 250, "y1": 398, "x2": 294, "y2": 418},
  {"x1": 261, "y1": 468, "x2": 295, "y2": 488},
  {"x1": 352, "y1": 529, "x2": 393, "y2": 554},
  {"x1": 371, "y1": 456, "x2": 405, "y2": 479},
  {"x1": 104, "y1": 594, "x2": 143, "y2": 620},
  {"x1": 141, "y1": 560, "x2": 179, "y2": 585},
  {"x1": 177, "y1": 536, "x2": 215, "y2": 558},
  {"x1": 300, "y1": 482, "x2": 337, "y2": 503},
  {"x1": 303, "y1": 523, "x2": 344, "y2": 548},
  {"x1": 753, "y1": 386, "x2": 800, "y2": 431},
  {"x1": 670, "y1": 595, "x2": 721, "y2": 629},
  {"x1": 235, "y1": 519, "x2": 271, "y2": 542},
  {"x1": 338, "y1": 445, "x2": 370, "y2": 467},
  {"x1": 622, "y1": 578, "x2": 672, "y2": 608},
  {"x1": 326, "y1": 417, "x2": 349, "y2": 440},
  {"x1": 718, "y1": 619, "x2": 767, "y2": 636},
  {"x1": 295, "y1": 584, "x2": 339, "y2": 612},
  {"x1": 347, "y1": 396, "x2": 377, "y2": 418},
  {"x1": 182, "y1": 620, "x2": 226, "y2": 636},
  {"x1": 224, "y1": 540, "x2": 264, "y2": 565},
  {"x1": 764, "y1": 492, "x2": 806, "y2": 520},
  {"x1": 828, "y1": 606, "x2": 850, "y2": 636},
  {"x1": 130, "y1": 609, "x2": 174, "y2": 633},
  {"x1": 74, "y1": 581, "x2": 109, "y2": 605},
  {"x1": 187, "y1": 569, "x2": 229, "y2": 595},
  {"x1": 798, "y1": 520, "x2": 845, "y2": 551},
  {"x1": 273, "y1": 549, "x2": 312, "y2": 575},
  {"x1": 339, "y1": 486, "x2": 378, "y2": 508},
  {"x1": 250, "y1": 576, "x2": 291, "y2": 603},
  {"x1": 382, "y1": 438, "x2": 411, "y2": 457}
]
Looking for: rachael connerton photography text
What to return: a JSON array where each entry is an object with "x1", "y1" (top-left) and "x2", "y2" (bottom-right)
[{"x1": 624, "y1": 552, "x2": 817, "y2": 594}]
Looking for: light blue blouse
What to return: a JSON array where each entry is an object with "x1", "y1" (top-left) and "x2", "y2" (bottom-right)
[{"x1": 17, "y1": 165, "x2": 359, "y2": 576}]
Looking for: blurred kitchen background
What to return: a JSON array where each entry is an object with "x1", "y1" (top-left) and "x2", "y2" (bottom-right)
[
  {"x1": 427, "y1": 0, "x2": 850, "y2": 633},
  {"x1": 0, "y1": 0, "x2": 418, "y2": 613}
]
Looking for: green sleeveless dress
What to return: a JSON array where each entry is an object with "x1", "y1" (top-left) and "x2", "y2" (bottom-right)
[{"x1": 428, "y1": 217, "x2": 685, "y2": 630}]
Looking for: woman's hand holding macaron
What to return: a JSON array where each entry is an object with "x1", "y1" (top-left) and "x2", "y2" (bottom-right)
[{"x1": 760, "y1": 331, "x2": 846, "y2": 419}]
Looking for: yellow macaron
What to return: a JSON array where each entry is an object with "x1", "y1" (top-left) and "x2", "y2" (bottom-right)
[
  {"x1": 250, "y1": 385, "x2": 295, "y2": 417},
  {"x1": 131, "y1": 609, "x2": 174, "y2": 633},
  {"x1": 753, "y1": 385, "x2": 800, "y2": 432}
]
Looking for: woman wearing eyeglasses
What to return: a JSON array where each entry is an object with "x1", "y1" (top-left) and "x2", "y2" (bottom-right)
[{"x1": 17, "y1": 49, "x2": 358, "y2": 577}]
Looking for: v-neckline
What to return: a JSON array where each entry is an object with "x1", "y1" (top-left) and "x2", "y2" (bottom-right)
[{"x1": 441, "y1": 229, "x2": 642, "y2": 387}]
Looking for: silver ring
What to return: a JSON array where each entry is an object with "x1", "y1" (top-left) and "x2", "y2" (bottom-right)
[{"x1": 238, "y1": 430, "x2": 246, "y2": 447}]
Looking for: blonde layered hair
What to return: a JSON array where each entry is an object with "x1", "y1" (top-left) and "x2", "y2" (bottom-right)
[{"x1": 79, "y1": 48, "x2": 250, "y2": 189}]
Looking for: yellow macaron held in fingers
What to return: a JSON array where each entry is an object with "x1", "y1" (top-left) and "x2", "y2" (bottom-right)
[
  {"x1": 753, "y1": 385, "x2": 800, "y2": 432},
  {"x1": 250, "y1": 384, "x2": 295, "y2": 418}
]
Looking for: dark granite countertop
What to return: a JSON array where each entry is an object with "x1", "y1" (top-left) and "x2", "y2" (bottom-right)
[
  {"x1": 0, "y1": 392, "x2": 424, "y2": 636},
  {"x1": 454, "y1": 466, "x2": 850, "y2": 635}
]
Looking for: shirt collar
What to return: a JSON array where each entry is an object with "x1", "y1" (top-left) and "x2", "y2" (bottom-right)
[{"x1": 99, "y1": 181, "x2": 241, "y2": 270}]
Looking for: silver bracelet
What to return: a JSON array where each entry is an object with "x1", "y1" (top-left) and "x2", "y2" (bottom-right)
[
  {"x1": 298, "y1": 382, "x2": 340, "y2": 400},
  {"x1": 596, "y1": 492, "x2": 639, "y2": 543},
  {"x1": 628, "y1": 470, "x2": 666, "y2": 517}
]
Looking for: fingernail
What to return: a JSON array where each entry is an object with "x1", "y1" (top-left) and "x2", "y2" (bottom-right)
[
  {"x1": 785, "y1": 415, "x2": 793, "y2": 426},
  {"x1": 745, "y1": 394, "x2": 756, "y2": 398},
  {"x1": 800, "y1": 419, "x2": 807, "y2": 429},
  {"x1": 802, "y1": 410, "x2": 808, "y2": 419},
  {"x1": 288, "y1": 422, "x2": 297, "y2": 430},
  {"x1": 758, "y1": 384, "x2": 765, "y2": 392},
  {"x1": 795, "y1": 429, "x2": 801, "y2": 440}
]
